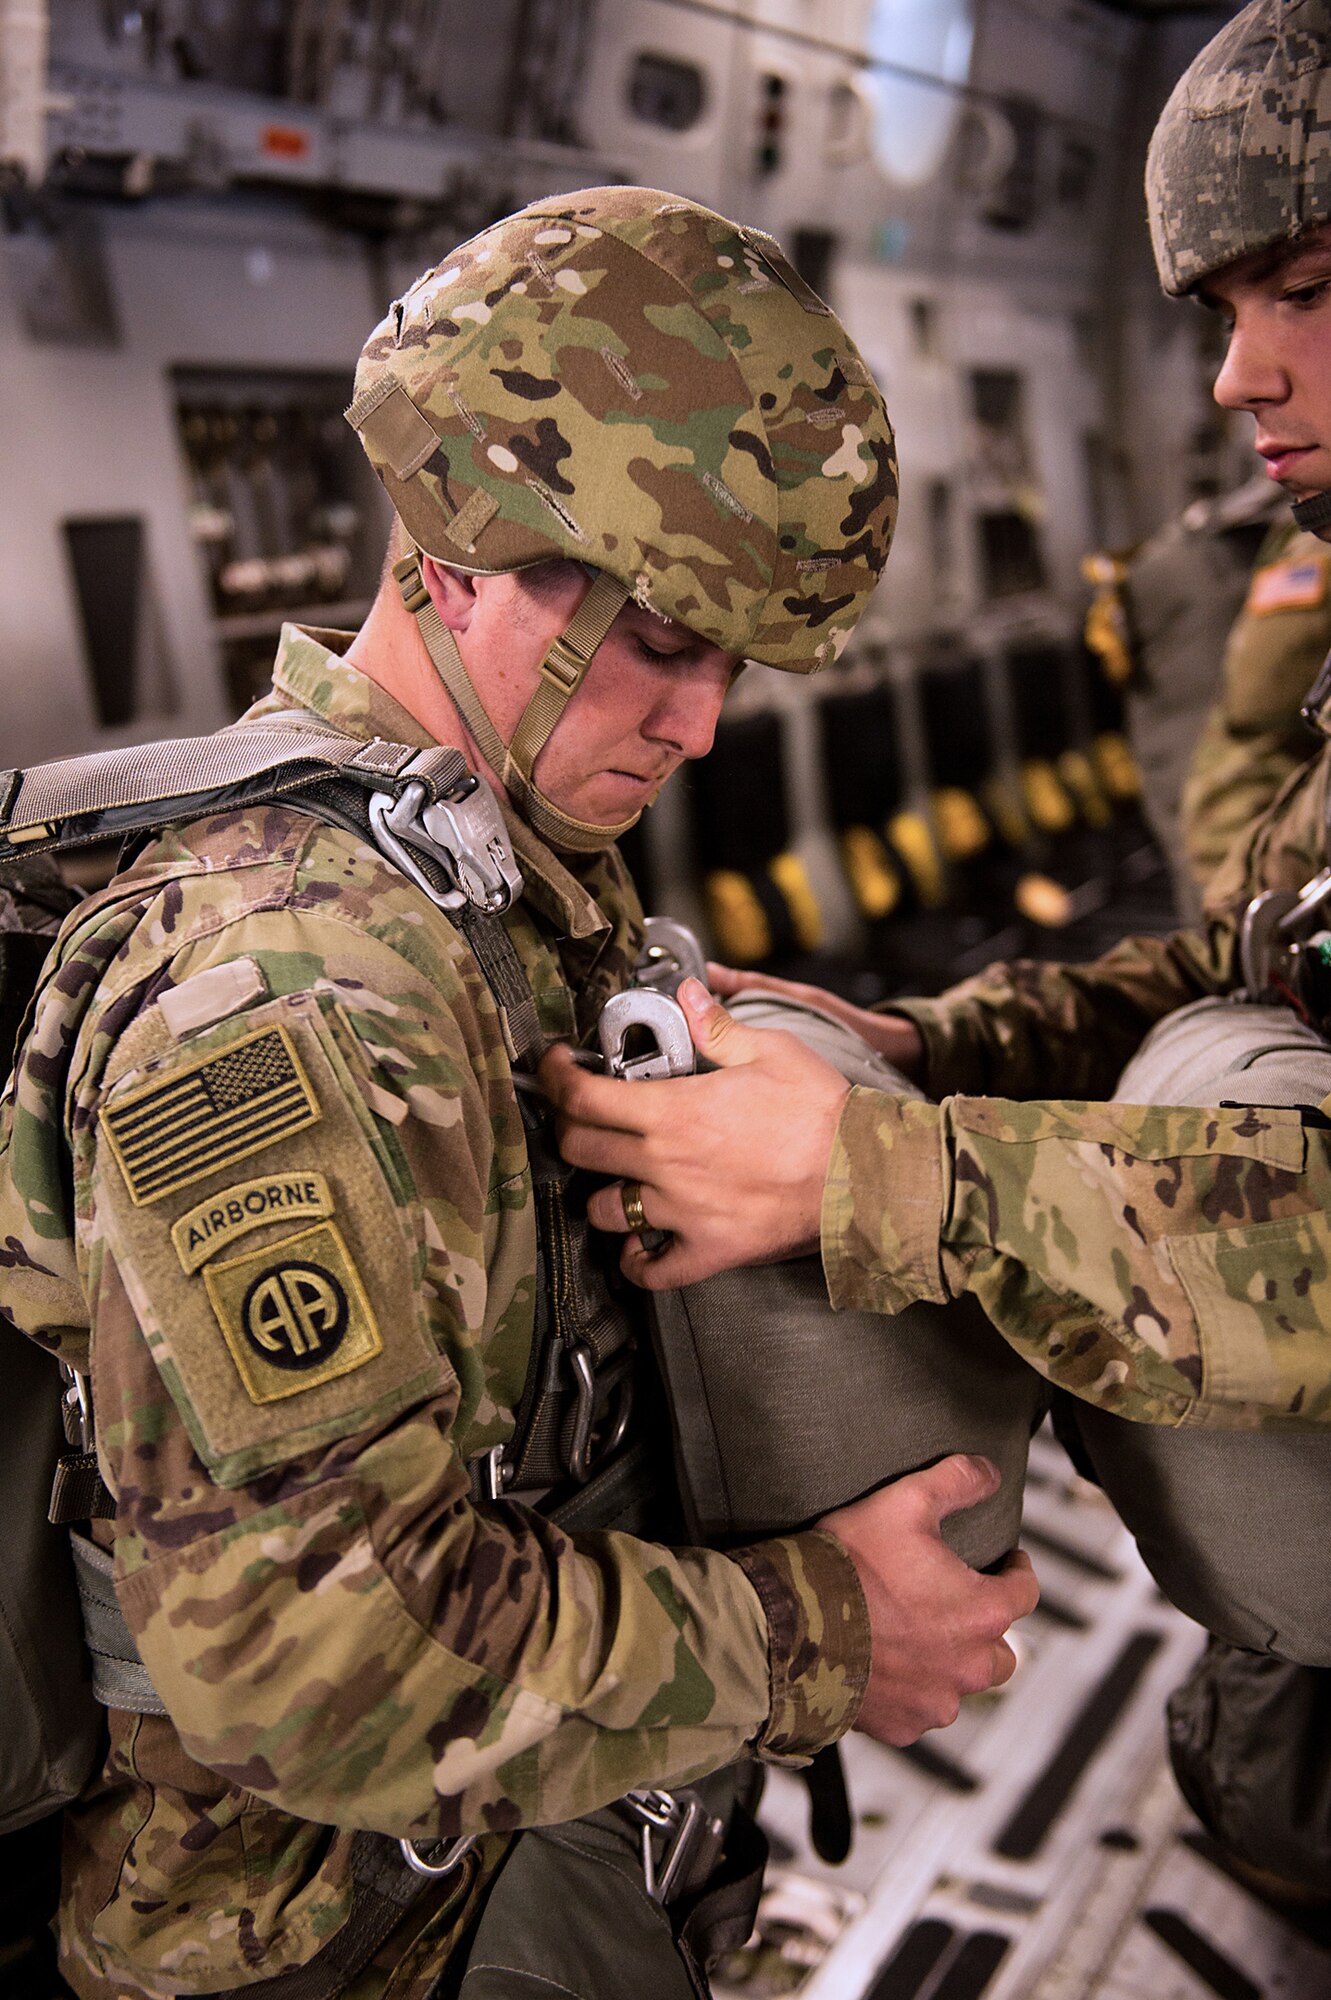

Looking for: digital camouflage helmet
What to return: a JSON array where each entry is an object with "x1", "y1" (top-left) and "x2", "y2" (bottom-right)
[
  {"x1": 347, "y1": 185, "x2": 898, "y2": 850},
  {"x1": 1147, "y1": 0, "x2": 1331, "y2": 534}
]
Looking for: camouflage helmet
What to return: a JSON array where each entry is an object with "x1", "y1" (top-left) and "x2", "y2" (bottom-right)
[
  {"x1": 346, "y1": 186, "x2": 897, "y2": 850},
  {"x1": 1147, "y1": 0, "x2": 1331, "y2": 299}
]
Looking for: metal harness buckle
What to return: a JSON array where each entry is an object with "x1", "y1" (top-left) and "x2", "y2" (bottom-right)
[
  {"x1": 61, "y1": 1363, "x2": 92, "y2": 1453},
  {"x1": 566, "y1": 1344, "x2": 634, "y2": 1486},
  {"x1": 1240, "y1": 868, "x2": 1331, "y2": 1006},
  {"x1": 625, "y1": 1788, "x2": 725, "y2": 1905},
  {"x1": 368, "y1": 775, "x2": 522, "y2": 916},
  {"x1": 596, "y1": 988, "x2": 696, "y2": 1082},
  {"x1": 634, "y1": 917, "x2": 709, "y2": 998},
  {"x1": 399, "y1": 1833, "x2": 476, "y2": 1880}
]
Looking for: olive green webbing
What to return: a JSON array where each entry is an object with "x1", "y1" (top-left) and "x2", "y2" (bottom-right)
[{"x1": 1293, "y1": 491, "x2": 1331, "y2": 537}]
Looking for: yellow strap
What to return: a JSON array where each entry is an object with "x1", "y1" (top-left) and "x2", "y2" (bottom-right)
[
  {"x1": 1092, "y1": 732, "x2": 1142, "y2": 802},
  {"x1": 768, "y1": 852, "x2": 823, "y2": 952},
  {"x1": 980, "y1": 777, "x2": 1030, "y2": 849},
  {"x1": 1014, "y1": 871, "x2": 1075, "y2": 928},
  {"x1": 932, "y1": 786, "x2": 991, "y2": 863},
  {"x1": 886, "y1": 810, "x2": 946, "y2": 909},
  {"x1": 1083, "y1": 590, "x2": 1135, "y2": 687},
  {"x1": 839, "y1": 825, "x2": 901, "y2": 920},
  {"x1": 1021, "y1": 759, "x2": 1076, "y2": 835},
  {"x1": 705, "y1": 870, "x2": 772, "y2": 965},
  {"x1": 1056, "y1": 749, "x2": 1112, "y2": 829}
]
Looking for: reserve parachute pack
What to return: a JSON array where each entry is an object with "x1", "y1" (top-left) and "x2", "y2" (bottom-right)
[
  {"x1": 633, "y1": 983, "x2": 1047, "y2": 1564},
  {"x1": 1065, "y1": 993, "x2": 1331, "y2": 1663}
]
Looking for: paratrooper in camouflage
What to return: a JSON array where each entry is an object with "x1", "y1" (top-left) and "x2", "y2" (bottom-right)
[
  {"x1": 0, "y1": 188, "x2": 1033, "y2": 2000},
  {"x1": 1180, "y1": 516, "x2": 1330, "y2": 885}
]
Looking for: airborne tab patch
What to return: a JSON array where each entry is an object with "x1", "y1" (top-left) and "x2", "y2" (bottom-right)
[
  {"x1": 203, "y1": 1220, "x2": 383, "y2": 1404},
  {"x1": 102, "y1": 1025, "x2": 320, "y2": 1206},
  {"x1": 172, "y1": 1169, "x2": 335, "y2": 1273}
]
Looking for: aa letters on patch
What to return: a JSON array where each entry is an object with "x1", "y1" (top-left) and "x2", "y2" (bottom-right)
[
  {"x1": 102, "y1": 1024, "x2": 321, "y2": 1204},
  {"x1": 204, "y1": 1219, "x2": 383, "y2": 1404}
]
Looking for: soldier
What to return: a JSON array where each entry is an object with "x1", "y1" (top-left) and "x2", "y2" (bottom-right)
[
  {"x1": 1083, "y1": 475, "x2": 1284, "y2": 921},
  {"x1": 0, "y1": 189, "x2": 1038, "y2": 2000},
  {"x1": 1084, "y1": 483, "x2": 1330, "y2": 923},
  {"x1": 1180, "y1": 511, "x2": 1331, "y2": 888},
  {"x1": 546, "y1": 0, "x2": 1331, "y2": 1903}
]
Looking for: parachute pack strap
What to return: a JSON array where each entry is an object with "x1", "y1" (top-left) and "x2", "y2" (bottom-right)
[
  {"x1": 67, "y1": 1532, "x2": 166, "y2": 1716},
  {"x1": 48, "y1": 1364, "x2": 116, "y2": 1526},
  {"x1": 207, "y1": 1829, "x2": 490, "y2": 2000},
  {"x1": 1293, "y1": 491, "x2": 1331, "y2": 537},
  {"x1": 0, "y1": 720, "x2": 443, "y2": 859},
  {"x1": 453, "y1": 904, "x2": 545, "y2": 1070},
  {"x1": 48, "y1": 1452, "x2": 115, "y2": 1525}
]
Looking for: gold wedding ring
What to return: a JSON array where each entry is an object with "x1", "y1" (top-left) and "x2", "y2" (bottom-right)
[{"x1": 621, "y1": 1181, "x2": 648, "y2": 1234}]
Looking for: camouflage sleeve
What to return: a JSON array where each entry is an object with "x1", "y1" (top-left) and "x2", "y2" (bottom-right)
[
  {"x1": 823, "y1": 1086, "x2": 1331, "y2": 1428},
  {"x1": 730, "y1": 1533, "x2": 869, "y2": 1762},
  {"x1": 81, "y1": 883, "x2": 865, "y2": 1843},
  {"x1": 1181, "y1": 527, "x2": 1329, "y2": 887},
  {"x1": 1180, "y1": 707, "x2": 1312, "y2": 889},
  {"x1": 885, "y1": 740, "x2": 1331, "y2": 1103}
]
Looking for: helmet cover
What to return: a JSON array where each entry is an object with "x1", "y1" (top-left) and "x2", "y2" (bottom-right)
[
  {"x1": 348, "y1": 186, "x2": 898, "y2": 671},
  {"x1": 1148, "y1": 0, "x2": 1331, "y2": 297}
]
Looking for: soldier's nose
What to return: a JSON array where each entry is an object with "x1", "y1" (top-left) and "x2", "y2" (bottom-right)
[{"x1": 1213, "y1": 319, "x2": 1289, "y2": 412}]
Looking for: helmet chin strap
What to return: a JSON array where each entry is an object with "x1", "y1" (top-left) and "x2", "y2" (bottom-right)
[
  {"x1": 1292, "y1": 491, "x2": 1331, "y2": 538},
  {"x1": 393, "y1": 551, "x2": 634, "y2": 853}
]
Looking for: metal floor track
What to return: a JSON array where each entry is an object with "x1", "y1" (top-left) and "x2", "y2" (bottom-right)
[{"x1": 716, "y1": 1429, "x2": 1331, "y2": 2000}]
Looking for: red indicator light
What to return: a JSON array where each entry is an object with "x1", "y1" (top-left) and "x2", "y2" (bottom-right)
[{"x1": 261, "y1": 125, "x2": 311, "y2": 160}]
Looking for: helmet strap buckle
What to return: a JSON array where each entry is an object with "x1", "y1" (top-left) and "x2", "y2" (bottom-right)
[
  {"x1": 539, "y1": 633, "x2": 592, "y2": 696},
  {"x1": 392, "y1": 551, "x2": 432, "y2": 617}
]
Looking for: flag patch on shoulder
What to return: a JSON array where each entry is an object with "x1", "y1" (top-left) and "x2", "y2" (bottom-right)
[
  {"x1": 102, "y1": 1025, "x2": 320, "y2": 1206},
  {"x1": 1245, "y1": 557, "x2": 1329, "y2": 616}
]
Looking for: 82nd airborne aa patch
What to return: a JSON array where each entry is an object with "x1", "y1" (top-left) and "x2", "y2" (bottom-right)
[
  {"x1": 101, "y1": 1025, "x2": 321, "y2": 1205},
  {"x1": 203, "y1": 1220, "x2": 383, "y2": 1404}
]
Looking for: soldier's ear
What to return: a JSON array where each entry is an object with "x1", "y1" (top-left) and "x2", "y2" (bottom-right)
[{"x1": 420, "y1": 556, "x2": 481, "y2": 633}]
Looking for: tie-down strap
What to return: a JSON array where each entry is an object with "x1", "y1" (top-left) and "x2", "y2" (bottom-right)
[{"x1": 0, "y1": 718, "x2": 544, "y2": 1068}]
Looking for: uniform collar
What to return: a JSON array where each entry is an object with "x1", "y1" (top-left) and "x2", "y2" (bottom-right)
[{"x1": 247, "y1": 625, "x2": 612, "y2": 942}]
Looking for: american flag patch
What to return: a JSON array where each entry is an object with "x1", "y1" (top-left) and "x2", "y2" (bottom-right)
[
  {"x1": 1245, "y1": 557, "x2": 1329, "y2": 616},
  {"x1": 102, "y1": 1026, "x2": 320, "y2": 1207}
]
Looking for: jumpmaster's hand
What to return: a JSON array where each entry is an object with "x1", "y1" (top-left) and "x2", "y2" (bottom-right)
[
  {"x1": 819, "y1": 1456, "x2": 1039, "y2": 1744},
  {"x1": 707, "y1": 961, "x2": 927, "y2": 1080},
  {"x1": 541, "y1": 977, "x2": 853, "y2": 1289}
]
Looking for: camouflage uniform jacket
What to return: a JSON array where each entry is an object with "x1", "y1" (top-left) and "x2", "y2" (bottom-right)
[
  {"x1": 0, "y1": 627, "x2": 868, "y2": 2000},
  {"x1": 1181, "y1": 519, "x2": 1328, "y2": 889},
  {"x1": 826, "y1": 682, "x2": 1331, "y2": 1433}
]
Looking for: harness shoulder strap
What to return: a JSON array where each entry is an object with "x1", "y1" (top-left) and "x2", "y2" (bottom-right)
[{"x1": 2, "y1": 719, "x2": 544, "y2": 1071}]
